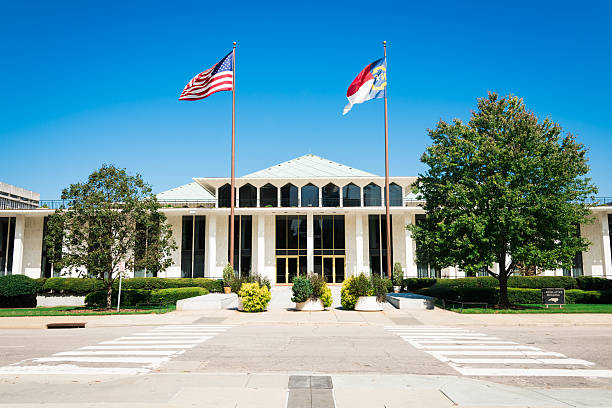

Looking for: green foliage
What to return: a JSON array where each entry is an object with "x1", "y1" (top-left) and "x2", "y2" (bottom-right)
[
  {"x1": 84, "y1": 289, "x2": 152, "y2": 308},
  {"x1": 409, "y1": 93, "x2": 597, "y2": 306},
  {"x1": 149, "y1": 287, "x2": 208, "y2": 304},
  {"x1": 41, "y1": 277, "x2": 104, "y2": 294},
  {"x1": 435, "y1": 277, "x2": 499, "y2": 289},
  {"x1": 392, "y1": 263, "x2": 404, "y2": 286},
  {"x1": 507, "y1": 276, "x2": 576, "y2": 289},
  {"x1": 0, "y1": 275, "x2": 40, "y2": 297},
  {"x1": 576, "y1": 276, "x2": 612, "y2": 291},
  {"x1": 309, "y1": 274, "x2": 327, "y2": 299},
  {"x1": 116, "y1": 277, "x2": 222, "y2": 292},
  {"x1": 45, "y1": 164, "x2": 177, "y2": 308},
  {"x1": 402, "y1": 278, "x2": 437, "y2": 292},
  {"x1": 229, "y1": 273, "x2": 271, "y2": 293},
  {"x1": 291, "y1": 276, "x2": 313, "y2": 303},
  {"x1": 566, "y1": 289, "x2": 612, "y2": 304},
  {"x1": 341, "y1": 274, "x2": 374, "y2": 310},
  {"x1": 320, "y1": 285, "x2": 333, "y2": 308},
  {"x1": 371, "y1": 274, "x2": 392, "y2": 302},
  {"x1": 223, "y1": 263, "x2": 234, "y2": 287},
  {"x1": 238, "y1": 282, "x2": 271, "y2": 312}
]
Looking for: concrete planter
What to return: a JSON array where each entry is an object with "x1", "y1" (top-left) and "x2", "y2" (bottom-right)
[
  {"x1": 237, "y1": 297, "x2": 268, "y2": 312},
  {"x1": 36, "y1": 294, "x2": 86, "y2": 307},
  {"x1": 393, "y1": 286, "x2": 401, "y2": 293},
  {"x1": 354, "y1": 296, "x2": 384, "y2": 311},
  {"x1": 295, "y1": 298, "x2": 325, "y2": 311}
]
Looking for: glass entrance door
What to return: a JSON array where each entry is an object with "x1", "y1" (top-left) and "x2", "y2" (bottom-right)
[
  {"x1": 276, "y1": 256, "x2": 301, "y2": 284},
  {"x1": 322, "y1": 256, "x2": 344, "y2": 284}
]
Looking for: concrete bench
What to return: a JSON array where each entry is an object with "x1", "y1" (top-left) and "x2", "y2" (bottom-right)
[{"x1": 386, "y1": 293, "x2": 435, "y2": 310}]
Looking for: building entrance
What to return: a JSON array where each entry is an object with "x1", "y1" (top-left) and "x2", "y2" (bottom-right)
[
  {"x1": 322, "y1": 256, "x2": 344, "y2": 284},
  {"x1": 276, "y1": 256, "x2": 306, "y2": 284}
]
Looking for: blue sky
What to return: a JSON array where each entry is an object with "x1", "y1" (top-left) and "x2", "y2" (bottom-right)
[{"x1": 1, "y1": 1, "x2": 611, "y2": 198}]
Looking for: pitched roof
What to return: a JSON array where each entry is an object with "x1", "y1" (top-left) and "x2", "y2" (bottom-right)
[
  {"x1": 242, "y1": 154, "x2": 378, "y2": 178},
  {"x1": 156, "y1": 182, "x2": 214, "y2": 201}
]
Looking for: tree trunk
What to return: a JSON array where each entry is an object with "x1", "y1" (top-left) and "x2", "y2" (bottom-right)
[
  {"x1": 106, "y1": 281, "x2": 113, "y2": 310},
  {"x1": 498, "y1": 272, "x2": 510, "y2": 308}
]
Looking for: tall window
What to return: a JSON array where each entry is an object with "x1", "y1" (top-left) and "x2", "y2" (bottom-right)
[
  {"x1": 368, "y1": 214, "x2": 393, "y2": 276},
  {"x1": 181, "y1": 215, "x2": 206, "y2": 278},
  {"x1": 301, "y1": 184, "x2": 319, "y2": 207},
  {"x1": 41, "y1": 217, "x2": 62, "y2": 278},
  {"x1": 322, "y1": 183, "x2": 340, "y2": 207},
  {"x1": 609, "y1": 215, "x2": 612, "y2": 267},
  {"x1": 280, "y1": 184, "x2": 298, "y2": 207},
  {"x1": 313, "y1": 215, "x2": 345, "y2": 283},
  {"x1": 0, "y1": 217, "x2": 15, "y2": 276},
  {"x1": 260, "y1": 183, "x2": 278, "y2": 207},
  {"x1": 218, "y1": 184, "x2": 232, "y2": 208},
  {"x1": 228, "y1": 215, "x2": 252, "y2": 277},
  {"x1": 386, "y1": 183, "x2": 403, "y2": 207},
  {"x1": 415, "y1": 214, "x2": 439, "y2": 278},
  {"x1": 275, "y1": 215, "x2": 307, "y2": 283},
  {"x1": 364, "y1": 183, "x2": 381, "y2": 206},
  {"x1": 563, "y1": 225, "x2": 584, "y2": 277},
  {"x1": 342, "y1": 183, "x2": 360, "y2": 207},
  {"x1": 239, "y1": 184, "x2": 257, "y2": 207}
]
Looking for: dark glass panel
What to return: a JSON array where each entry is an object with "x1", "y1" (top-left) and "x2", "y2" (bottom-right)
[
  {"x1": 181, "y1": 216, "x2": 193, "y2": 278},
  {"x1": 371, "y1": 255, "x2": 381, "y2": 277},
  {"x1": 281, "y1": 184, "x2": 298, "y2": 207},
  {"x1": 260, "y1": 183, "x2": 278, "y2": 207},
  {"x1": 301, "y1": 184, "x2": 319, "y2": 207},
  {"x1": 323, "y1": 257, "x2": 333, "y2": 284},
  {"x1": 276, "y1": 216, "x2": 286, "y2": 249},
  {"x1": 41, "y1": 217, "x2": 51, "y2": 278},
  {"x1": 314, "y1": 256, "x2": 322, "y2": 275},
  {"x1": 335, "y1": 258, "x2": 345, "y2": 283},
  {"x1": 322, "y1": 183, "x2": 340, "y2": 207},
  {"x1": 0, "y1": 218, "x2": 8, "y2": 275},
  {"x1": 218, "y1": 184, "x2": 232, "y2": 208},
  {"x1": 334, "y1": 216, "x2": 345, "y2": 250},
  {"x1": 277, "y1": 257, "x2": 286, "y2": 283},
  {"x1": 239, "y1": 184, "x2": 257, "y2": 208},
  {"x1": 342, "y1": 183, "x2": 361, "y2": 207},
  {"x1": 386, "y1": 183, "x2": 403, "y2": 207},
  {"x1": 322, "y1": 216, "x2": 333, "y2": 249},
  {"x1": 288, "y1": 257, "x2": 298, "y2": 282},
  {"x1": 193, "y1": 216, "x2": 206, "y2": 278},
  {"x1": 368, "y1": 215, "x2": 380, "y2": 250},
  {"x1": 288, "y1": 216, "x2": 299, "y2": 249},
  {"x1": 6, "y1": 217, "x2": 14, "y2": 274},
  {"x1": 314, "y1": 216, "x2": 322, "y2": 249},
  {"x1": 299, "y1": 256, "x2": 307, "y2": 277},
  {"x1": 364, "y1": 183, "x2": 382, "y2": 206},
  {"x1": 298, "y1": 216, "x2": 307, "y2": 249}
]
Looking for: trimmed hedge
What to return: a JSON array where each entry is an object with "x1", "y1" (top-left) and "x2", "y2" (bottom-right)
[
  {"x1": 507, "y1": 276, "x2": 577, "y2": 289},
  {"x1": 150, "y1": 287, "x2": 208, "y2": 304},
  {"x1": 0, "y1": 275, "x2": 41, "y2": 297},
  {"x1": 85, "y1": 289, "x2": 152, "y2": 308},
  {"x1": 32, "y1": 277, "x2": 222, "y2": 295},
  {"x1": 41, "y1": 277, "x2": 104, "y2": 295},
  {"x1": 402, "y1": 278, "x2": 437, "y2": 292},
  {"x1": 404, "y1": 276, "x2": 579, "y2": 293},
  {"x1": 576, "y1": 276, "x2": 612, "y2": 291}
]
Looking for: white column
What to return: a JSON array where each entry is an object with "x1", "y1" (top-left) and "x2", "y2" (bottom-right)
[
  {"x1": 405, "y1": 214, "x2": 417, "y2": 277},
  {"x1": 307, "y1": 213, "x2": 314, "y2": 275},
  {"x1": 355, "y1": 214, "x2": 364, "y2": 277},
  {"x1": 380, "y1": 185, "x2": 384, "y2": 207},
  {"x1": 257, "y1": 215, "x2": 265, "y2": 275},
  {"x1": 277, "y1": 187, "x2": 281, "y2": 207},
  {"x1": 339, "y1": 187, "x2": 344, "y2": 207},
  {"x1": 214, "y1": 187, "x2": 219, "y2": 208},
  {"x1": 235, "y1": 187, "x2": 240, "y2": 208},
  {"x1": 256, "y1": 187, "x2": 260, "y2": 208},
  {"x1": 11, "y1": 215, "x2": 24, "y2": 275},
  {"x1": 297, "y1": 187, "x2": 302, "y2": 207},
  {"x1": 207, "y1": 215, "x2": 216, "y2": 277},
  {"x1": 601, "y1": 213, "x2": 611, "y2": 278},
  {"x1": 318, "y1": 187, "x2": 323, "y2": 207}
]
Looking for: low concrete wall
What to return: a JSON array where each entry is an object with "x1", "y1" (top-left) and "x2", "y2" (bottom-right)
[
  {"x1": 386, "y1": 293, "x2": 434, "y2": 310},
  {"x1": 36, "y1": 294, "x2": 86, "y2": 307}
]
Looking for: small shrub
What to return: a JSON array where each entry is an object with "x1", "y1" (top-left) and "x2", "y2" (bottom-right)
[
  {"x1": 507, "y1": 276, "x2": 577, "y2": 289},
  {"x1": 371, "y1": 275, "x2": 391, "y2": 302},
  {"x1": 402, "y1": 278, "x2": 437, "y2": 292},
  {"x1": 392, "y1": 263, "x2": 403, "y2": 286},
  {"x1": 42, "y1": 277, "x2": 103, "y2": 295},
  {"x1": 84, "y1": 289, "x2": 151, "y2": 308},
  {"x1": 320, "y1": 285, "x2": 332, "y2": 307},
  {"x1": 150, "y1": 287, "x2": 208, "y2": 304},
  {"x1": 223, "y1": 263, "x2": 234, "y2": 287},
  {"x1": 341, "y1": 274, "x2": 373, "y2": 310},
  {"x1": 566, "y1": 289, "x2": 612, "y2": 304},
  {"x1": 576, "y1": 276, "x2": 612, "y2": 291},
  {"x1": 0, "y1": 275, "x2": 40, "y2": 297},
  {"x1": 291, "y1": 276, "x2": 312, "y2": 303},
  {"x1": 238, "y1": 282, "x2": 271, "y2": 312},
  {"x1": 230, "y1": 273, "x2": 270, "y2": 293}
]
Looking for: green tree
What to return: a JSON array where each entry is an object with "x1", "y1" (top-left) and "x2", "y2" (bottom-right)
[
  {"x1": 409, "y1": 93, "x2": 597, "y2": 307},
  {"x1": 46, "y1": 165, "x2": 177, "y2": 308}
]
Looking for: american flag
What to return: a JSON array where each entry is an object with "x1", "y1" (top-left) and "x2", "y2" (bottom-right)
[{"x1": 179, "y1": 51, "x2": 233, "y2": 101}]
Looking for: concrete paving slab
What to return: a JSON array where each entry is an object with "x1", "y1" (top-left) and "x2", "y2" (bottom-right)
[
  {"x1": 334, "y1": 389, "x2": 454, "y2": 408},
  {"x1": 286, "y1": 389, "x2": 310, "y2": 408},
  {"x1": 310, "y1": 375, "x2": 333, "y2": 389},
  {"x1": 310, "y1": 389, "x2": 335, "y2": 408},
  {"x1": 245, "y1": 373, "x2": 290, "y2": 389},
  {"x1": 288, "y1": 375, "x2": 310, "y2": 389},
  {"x1": 531, "y1": 388, "x2": 612, "y2": 407}
]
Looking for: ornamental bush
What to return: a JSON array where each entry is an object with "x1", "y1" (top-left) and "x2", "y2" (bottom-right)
[
  {"x1": 238, "y1": 282, "x2": 271, "y2": 312},
  {"x1": 507, "y1": 276, "x2": 576, "y2": 289},
  {"x1": 371, "y1": 274, "x2": 392, "y2": 302},
  {"x1": 401, "y1": 278, "x2": 437, "y2": 292},
  {"x1": 150, "y1": 287, "x2": 208, "y2": 304},
  {"x1": 340, "y1": 274, "x2": 373, "y2": 310},
  {"x1": 84, "y1": 289, "x2": 152, "y2": 308},
  {"x1": 291, "y1": 276, "x2": 312, "y2": 303},
  {"x1": 576, "y1": 276, "x2": 612, "y2": 291},
  {"x1": 0, "y1": 275, "x2": 41, "y2": 297},
  {"x1": 230, "y1": 273, "x2": 271, "y2": 294},
  {"x1": 392, "y1": 263, "x2": 404, "y2": 286},
  {"x1": 41, "y1": 277, "x2": 104, "y2": 295}
]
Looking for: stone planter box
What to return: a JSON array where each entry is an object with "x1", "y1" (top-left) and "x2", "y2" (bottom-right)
[
  {"x1": 237, "y1": 297, "x2": 268, "y2": 312},
  {"x1": 295, "y1": 298, "x2": 325, "y2": 311},
  {"x1": 386, "y1": 293, "x2": 435, "y2": 310},
  {"x1": 354, "y1": 296, "x2": 384, "y2": 311},
  {"x1": 36, "y1": 294, "x2": 86, "y2": 307}
]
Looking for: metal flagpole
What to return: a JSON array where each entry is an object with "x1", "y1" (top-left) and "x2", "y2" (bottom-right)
[
  {"x1": 383, "y1": 40, "x2": 392, "y2": 279},
  {"x1": 229, "y1": 41, "x2": 236, "y2": 271}
]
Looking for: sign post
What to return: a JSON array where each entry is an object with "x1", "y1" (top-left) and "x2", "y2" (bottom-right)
[
  {"x1": 541, "y1": 287, "x2": 565, "y2": 308},
  {"x1": 116, "y1": 261, "x2": 125, "y2": 312}
]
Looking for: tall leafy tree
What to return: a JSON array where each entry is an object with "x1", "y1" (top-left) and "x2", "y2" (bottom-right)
[
  {"x1": 409, "y1": 93, "x2": 597, "y2": 307},
  {"x1": 46, "y1": 165, "x2": 176, "y2": 308}
]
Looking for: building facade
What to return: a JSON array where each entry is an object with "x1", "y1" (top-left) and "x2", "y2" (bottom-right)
[{"x1": 1, "y1": 155, "x2": 612, "y2": 281}]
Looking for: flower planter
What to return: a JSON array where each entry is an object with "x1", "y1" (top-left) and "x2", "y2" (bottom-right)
[
  {"x1": 295, "y1": 298, "x2": 325, "y2": 311},
  {"x1": 237, "y1": 297, "x2": 268, "y2": 312},
  {"x1": 354, "y1": 296, "x2": 384, "y2": 311},
  {"x1": 223, "y1": 286, "x2": 232, "y2": 294}
]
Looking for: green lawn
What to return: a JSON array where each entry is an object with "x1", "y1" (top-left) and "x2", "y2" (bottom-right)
[
  {"x1": 0, "y1": 305, "x2": 176, "y2": 317},
  {"x1": 444, "y1": 303, "x2": 612, "y2": 314}
]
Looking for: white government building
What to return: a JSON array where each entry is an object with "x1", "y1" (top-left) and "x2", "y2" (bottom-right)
[{"x1": 1, "y1": 155, "x2": 611, "y2": 282}]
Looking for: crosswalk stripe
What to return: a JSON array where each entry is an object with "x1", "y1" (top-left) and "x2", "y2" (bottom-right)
[
  {"x1": 133, "y1": 332, "x2": 224, "y2": 335},
  {"x1": 0, "y1": 366, "x2": 149, "y2": 375},
  {"x1": 32, "y1": 356, "x2": 170, "y2": 364},
  {"x1": 420, "y1": 345, "x2": 541, "y2": 350},
  {"x1": 55, "y1": 350, "x2": 179, "y2": 356},
  {"x1": 446, "y1": 358, "x2": 595, "y2": 365},
  {"x1": 451, "y1": 366, "x2": 612, "y2": 377},
  {"x1": 405, "y1": 340, "x2": 517, "y2": 344},
  {"x1": 427, "y1": 350, "x2": 566, "y2": 357},
  {"x1": 115, "y1": 336, "x2": 212, "y2": 340},
  {"x1": 80, "y1": 345, "x2": 196, "y2": 350},
  {"x1": 101, "y1": 339, "x2": 210, "y2": 344}
]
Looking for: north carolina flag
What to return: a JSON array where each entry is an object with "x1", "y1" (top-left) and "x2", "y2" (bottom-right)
[{"x1": 343, "y1": 57, "x2": 387, "y2": 115}]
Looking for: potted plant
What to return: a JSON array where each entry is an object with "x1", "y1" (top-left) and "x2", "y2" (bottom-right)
[
  {"x1": 291, "y1": 274, "x2": 332, "y2": 311},
  {"x1": 341, "y1": 273, "x2": 383, "y2": 311},
  {"x1": 222, "y1": 263, "x2": 234, "y2": 294},
  {"x1": 392, "y1": 262, "x2": 403, "y2": 293},
  {"x1": 237, "y1": 282, "x2": 271, "y2": 312}
]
